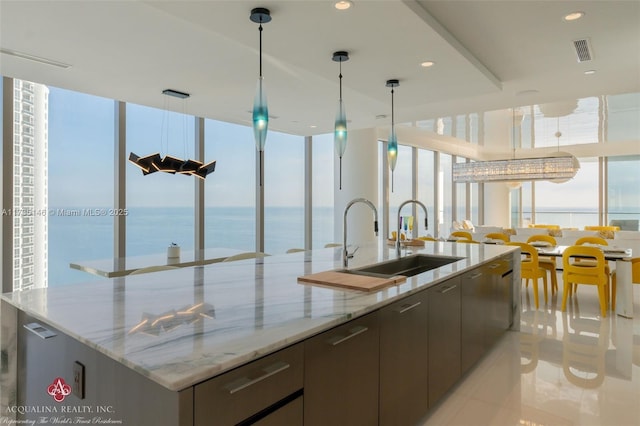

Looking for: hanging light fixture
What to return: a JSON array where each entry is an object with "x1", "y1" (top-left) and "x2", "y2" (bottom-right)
[
  {"x1": 332, "y1": 51, "x2": 349, "y2": 190},
  {"x1": 129, "y1": 89, "x2": 216, "y2": 179},
  {"x1": 250, "y1": 7, "x2": 271, "y2": 186},
  {"x1": 386, "y1": 79, "x2": 399, "y2": 192},
  {"x1": 452, "y1": 107, "x2": 580, "y2": 184}
]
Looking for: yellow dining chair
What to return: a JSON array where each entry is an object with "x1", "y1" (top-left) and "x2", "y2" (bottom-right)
[
  {"x1": 508, "y1": 242, "x2": 548, "y2": 309},
  {"x1": 485, "y1": 232, "x2": 510, "y2": 243},
  {"x1": 526, "y1": 234, "x2": 558, "y2": 294},
  {"x1": 450, "y1": 231, "x2": 472, "y2": 241},
  {"x1": 574, "y1": 236, "x2": 613, "y2": 301},
  {"x1": 561, "y1": 245, "x2": 610, "y2": 318},
  {"x1": 611, "y1": 257, "x2": 640, "y2": 309},
  {"x1": 417, "y1": 236, "x2": 437, "y2": 242}
]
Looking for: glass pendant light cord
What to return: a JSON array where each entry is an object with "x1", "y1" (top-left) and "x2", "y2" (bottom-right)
[{"x1": 259, "y1": 23, "x2": 263, "y2": 78}]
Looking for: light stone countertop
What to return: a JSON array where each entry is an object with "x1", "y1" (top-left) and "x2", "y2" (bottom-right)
[{"x1": 2, "y1": 241, "x2": 517, "y2": 392}]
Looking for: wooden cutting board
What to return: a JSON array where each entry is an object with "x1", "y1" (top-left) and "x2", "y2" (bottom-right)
[{"x1": 297, "y1": 271, "x2": 406, "y2": 292}]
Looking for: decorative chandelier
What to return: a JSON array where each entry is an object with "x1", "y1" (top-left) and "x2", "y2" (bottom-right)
[
  {"x1": 453, "y1": 108, "x2": 580, "y2": 184},
  {"x1": 452, "y1": 155, "x2": 580, "y2": 183},
  {"x1": 129, "y1": 89, "x2": 216, "y2": 179}
]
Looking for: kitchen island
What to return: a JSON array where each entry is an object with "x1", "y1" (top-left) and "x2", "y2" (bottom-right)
[{"x1": 1, "y1": 241, "x2": 519, "y2": 425}]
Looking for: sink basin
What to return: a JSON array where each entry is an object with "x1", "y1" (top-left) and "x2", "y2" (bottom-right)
[{"x1": 341, "y1": 254, "x2": 463, "y2": 278}]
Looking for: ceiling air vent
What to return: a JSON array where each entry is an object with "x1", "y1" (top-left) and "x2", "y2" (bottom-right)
[{"x1": 573, "y1": 38, "x2": 593, "y2": 62}]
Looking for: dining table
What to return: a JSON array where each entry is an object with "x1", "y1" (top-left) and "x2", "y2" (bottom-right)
[{"x1": 532, "y1": 244, "x2": 634, "y2": 318}]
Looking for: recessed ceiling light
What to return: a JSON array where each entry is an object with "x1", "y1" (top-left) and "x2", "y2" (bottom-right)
[
  {"x1": 310, "y1": 125, "x2": 317, "y2": 128},
  {"x1": 420, "y1": 61, "x2": 435, "y2": 68},
  {"x1": 335, "y1": 1, "x2": 353, "y2": 10},
  {"x1": 564, "y1": 11, "x2": 585, "y2": 21},
  {"x1": 516, "y1": 89, "x2": 539, "y2": 97},
  {"x1": 584, "y1": 70, "x2": 596, "y2": 75},
  {"x1": 0, "y1": 48, "x2": 71, "y2": 68}
]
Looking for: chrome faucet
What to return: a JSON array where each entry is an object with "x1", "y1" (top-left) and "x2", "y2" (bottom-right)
[
  {"x1": 343, "y1": 198, "x2": 379, "y2": 267},
  {"x1": 396, "y1": 199, "x2": 429, "y2": 256}
]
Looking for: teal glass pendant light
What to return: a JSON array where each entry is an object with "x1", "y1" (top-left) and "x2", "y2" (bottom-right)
[
  {"x1": 332, "y1": 51, "x2": 349, "y2": 190},
  {"x1": 386, "y1": 79, "x2": 399, "y2": 192},
  {"x1": 250, "y1": 7, "x2": 271, "y2": 186}
]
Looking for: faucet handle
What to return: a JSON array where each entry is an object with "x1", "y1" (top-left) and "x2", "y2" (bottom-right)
[{"x1": 347, "y1": 246, "x2": 359, "y2": 259}]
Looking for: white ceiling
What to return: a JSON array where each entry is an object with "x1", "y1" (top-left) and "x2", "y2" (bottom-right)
[{"x1": 1, "y1": 0, "x2": 639, "y2": 137}]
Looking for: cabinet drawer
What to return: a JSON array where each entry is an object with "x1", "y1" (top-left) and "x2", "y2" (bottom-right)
[
  {"x1": 194, "y1": 344, "x2": 303, "y2": 426},
  {"x1": 304, "y1": 312, "x2": 379, "y2": 426}
]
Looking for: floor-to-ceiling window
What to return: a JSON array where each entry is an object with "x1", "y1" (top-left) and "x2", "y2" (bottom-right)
[
  {"x1": 264, "y1": 131, "x2": 304, "y2": 254},
  {"x1": 608, "y1": 155, "x2": 640, "y2": 230},
  {"x1": 312, "y1": 133, "x2": 334, "y2": 248},
  {"x1": 455, "y1": 156, "x2": 467, "y2": 222},
  {"x1": 389, "y1": 144, "x2": 413, "y2": 239},
  {"x1": 126, "y1": 103, "x2": 195, "y2": 256},
  {"x1": 438, "y1": 153, "x2": 453, "y2": 236},
  {"x1": 417, "y1": 149, "x2": 436, "y2": 237},
  {"x1": 531, "y1": 158, "x2": 599, "y2": 228},
  {"x1": 47, "y1": 86, "x2": 114, "y2": 286},
  {"x1": 204, "y1": 119, "x2": 255, "y2": 251}
]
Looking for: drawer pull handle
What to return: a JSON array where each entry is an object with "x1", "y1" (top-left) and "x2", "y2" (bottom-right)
[
  {"x1": 329, "y1": 325, "x2": 368, "y2": 346},
  {"x1": 468, "y1": 272, "x2": 483, "y2": 280},
  {"x1": 226, "y1": 361, "x2": 290, "y2": 394},
  {"x1": 488, "y1": 263, "x2": 501, "y2": 269},
  {"x1": 398, "y1": 301, "x2": 422, "y2": 314},
  {"x1": 23, "y1": 323, "x2": 56, "y2": 339},
  {"x1": 438, "y1": 285, "x2": 457, "y2": 294}
]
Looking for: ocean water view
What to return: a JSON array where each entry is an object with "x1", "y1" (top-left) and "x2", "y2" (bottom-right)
[{"x1": 48, "y1": 206, "x2": 334, "y2": 287}]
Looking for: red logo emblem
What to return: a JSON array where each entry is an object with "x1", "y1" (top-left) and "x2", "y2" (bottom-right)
[{"x1": 47, "y1": 377, "x2": 72, "y2": 402}]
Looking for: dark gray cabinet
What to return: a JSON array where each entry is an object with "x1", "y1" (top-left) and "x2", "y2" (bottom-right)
[
  {"x1": 427, "y1": 277, "x2": 461, "y2": 406},
  {"x1": 487, "y1": 255, "x2": 514, "y2": 341},
  {"x1": 461, "y1": 255, "x2": 514, "y2": 374},
  {"x1": 194, "y1": 344, "x2": 303, "y2": 426},
  {"x1": 303, "y1": 311, "x2": 379, "y2": 426},
  {"x1": 460, "y1": 265, "x2": 490, "y2": 373},
  {"x1": 379, "y1": 290, "x2": 429, "y2": 426}
]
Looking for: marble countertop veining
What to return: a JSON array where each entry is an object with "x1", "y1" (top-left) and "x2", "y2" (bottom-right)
[{"x1": 2, "y1": 241, "x2": 516, "y2": 392}]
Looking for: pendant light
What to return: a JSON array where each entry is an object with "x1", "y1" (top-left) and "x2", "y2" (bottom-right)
[
  {"x1": 129, "y1": 89, "x2": 216, "y2": 179},
  {"x1": 250, "y1": 7, "x2": 271, "y2": 186},
  {"x1": 386, "y1": 79, "x2": 399, "y2": 192},
  {"x1": 332, "y1": 51, "x2": 349, "y2": 190}
]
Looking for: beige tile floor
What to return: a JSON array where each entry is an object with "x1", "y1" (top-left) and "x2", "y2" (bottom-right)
[{"x1": 421, "y1": 273, "x2": 640, "y2": 426}]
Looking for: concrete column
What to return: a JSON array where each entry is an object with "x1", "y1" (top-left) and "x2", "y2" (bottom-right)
[
  {"x1": 333, "y1": 128, "x2": 379, "y2": 245},
  {"x1": 482, "y1": 111, "x2": 512, "y2": 227}
]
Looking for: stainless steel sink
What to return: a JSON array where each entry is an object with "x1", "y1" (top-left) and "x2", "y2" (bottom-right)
[{"x1": 340, "y1": 254, "x2": 463, "y2": 278}]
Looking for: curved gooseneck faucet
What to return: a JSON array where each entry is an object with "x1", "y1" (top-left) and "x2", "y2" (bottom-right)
[
  {"x1": 343, "y1": 198, "x2": 379, "y2": 267},
  {"x1": 396, "y1": 199, "x2": 428, "y2": 256}
]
